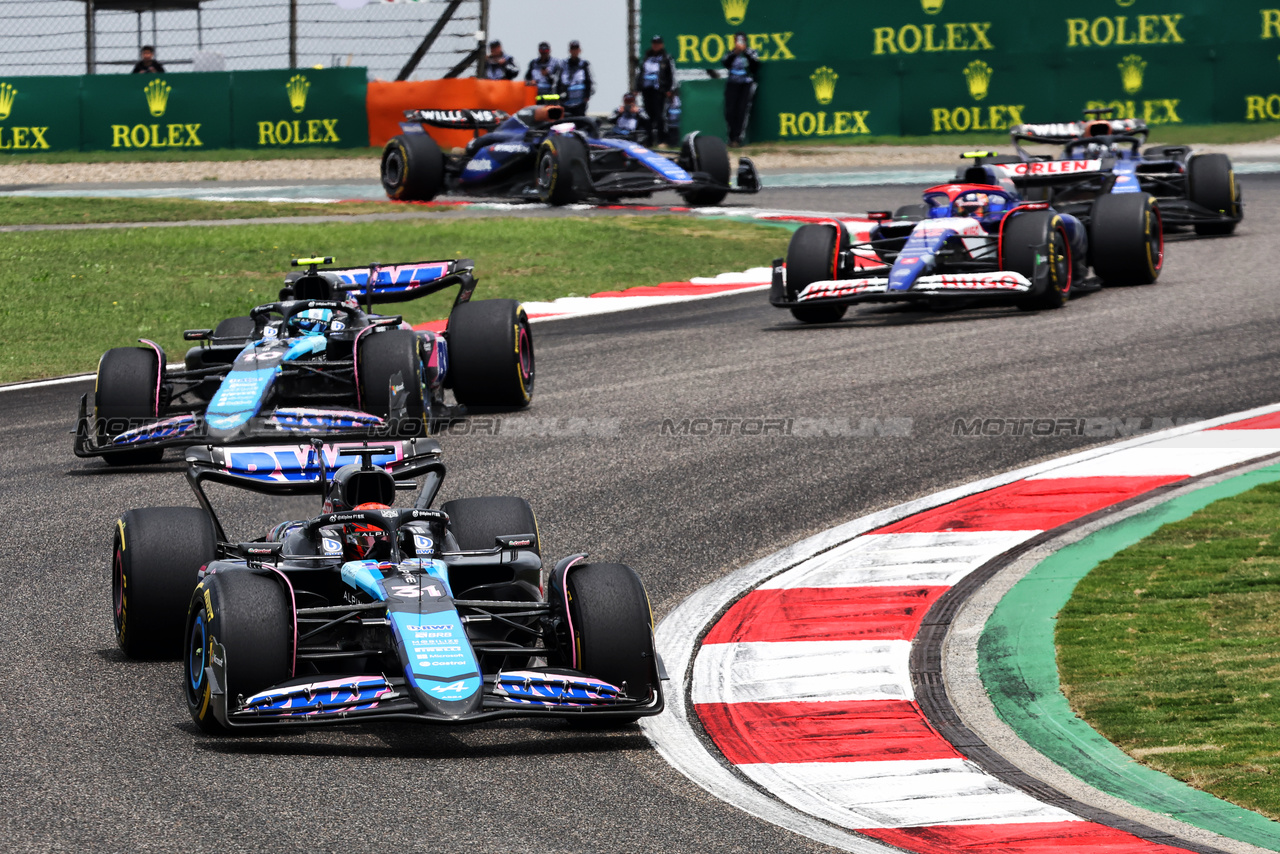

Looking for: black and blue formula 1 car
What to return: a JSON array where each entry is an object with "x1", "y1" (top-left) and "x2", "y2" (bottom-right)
[
  {"x1": 770, "y1": 176, "x2": 1162, "y2": 324},
  {"x1": 110, "y1": 439, "x2": 665, "y2": 732},
  {"x1": 959, "y1": 111, "x2": 1241, "y2": 236},
  {"x1": 75, "y1": 257, "x2": 534, "y2": 465},
  {"x1": 380, "y1": 103, "x2": 760, "y2": 207}
]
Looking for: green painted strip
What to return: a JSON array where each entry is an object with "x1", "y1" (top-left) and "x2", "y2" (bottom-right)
[{"x1": 980, "y1": 465, "x2": 1280, "y2": 851}]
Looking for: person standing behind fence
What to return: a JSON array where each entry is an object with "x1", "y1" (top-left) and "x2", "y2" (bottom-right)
[
  {"x1": 636, "y1": 35, "x2": 675, "y2": 146},
  {"x1": 557, "y1": 40, "x2": 593, "y2": 117},
  {"x1": 481, "y1": 39, "x2": 519, "y2": 80},
  {"x1": 525, "y1": 42, "x2": 561, "y2": 98},
  {"x1": 131, "y1": 45, "x2": 165, "y2": 74},
  {"x1": 722, "y1": 33, "x2": 759, "y2": 147}
]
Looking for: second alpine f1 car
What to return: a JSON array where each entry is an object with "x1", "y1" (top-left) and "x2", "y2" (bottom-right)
[
  {"x1": 770, "y1": 176, "x2": 1162, "y2": 324},
  {"x1": 76, "y1": 257, "x2": 534, "y2": 465},
  {"x1": 380, "y1": 103, "x2": 760, "y2": 206},
  {"x1": 960, "y1": 111, "x2": 1241, "y2": 236},
  {"x1": 110, "y1": 439, "x2": 665, "y2": 732}
]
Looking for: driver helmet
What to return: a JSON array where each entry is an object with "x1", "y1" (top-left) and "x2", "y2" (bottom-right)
[
  {"x1": 954, "y1": 191, "x2": 990, "y2": 219},
  {"x1": 343, "y1": 502, "x2": 394, "y2": 561},
  {"x1": 288, "y1": 307, "x2": 332, "y2": 336}
]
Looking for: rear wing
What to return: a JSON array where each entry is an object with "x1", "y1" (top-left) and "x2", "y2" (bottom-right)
[
  {"x1": 282, "y1": 259, "x2": 478, "y2": 306},
  {"x1": 403, "y1": 108, "x2": 508, "y2": 131},
  {"x1": 1010, "y1": 118, "x2": 1148, "y2": 146},
  {"x1": 184, "y1": 439, "x2": 446, "y2": 541}
]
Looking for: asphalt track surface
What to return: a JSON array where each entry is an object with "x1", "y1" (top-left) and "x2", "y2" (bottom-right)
[{"x1": 3, "y1": 177, "x2": 1279, "y2": 852}]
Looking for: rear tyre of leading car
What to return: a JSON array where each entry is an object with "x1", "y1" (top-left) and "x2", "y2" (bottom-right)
[
  {"x1": 1188, "y1": 153, "x2": 1240, "y2": 236},
  {"x1": 536, "y1": 136, "x2": 589, "y2": 205},
  {"x1": 381, "y1": 133, "x2": 445, "y2": 202},
  {"x1": 446, "y1": 300, "x2": 534, "y2": 408},
  {"x1": 357, "y1": 329, "x2": 427, "y2": 435},
  {"x1": 678, "y1": 133, "x2": 731, "y2": 206},
  {"x1": 783, "y1": 223, "x2": 848, "y2": 324}
]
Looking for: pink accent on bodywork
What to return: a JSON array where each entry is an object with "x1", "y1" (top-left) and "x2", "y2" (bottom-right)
[
  {"x1": 350, "y1": 326, "x2": 377, "y2": 411},
  {"x1": 266, "y1": 566, "x2": 298, "y2": 678},
  {"x1": 137, "y1": 338, "x2": 165, "y2": 416},
  {"x1": 558, "y1": 556, "x2": 587, "y2": 669}
]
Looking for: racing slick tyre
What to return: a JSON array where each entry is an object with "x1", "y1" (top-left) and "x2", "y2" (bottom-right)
[
  {"x1": 562, "y1": 562, "x2": 656, "y2": 719},
  {"x1": 446, "y1": 299, "x2": 534, "y2": 408},
  {"x1": 535, "y1": 135, "x2": 589, "y2": 205},
  {"x1": 113, "y1": 507, "x2": 216, "y2": 660},
  {"x1": 1088, "y1": 193, "x2": 1163, "y2": 285},
  {"x1": 356, "y1": 329, "x2": 426, "y2": 434},
  {"x1": 1000, "y1": 210, "x2": 1073, "y2": 311},
  {"x1": 381, "y1": 133, "x2": 444, "y2": 202},
  {"x1": 677, "y1": 132, "x2": 731, "y2": 206},
  {"x1": 184, "y1": 571, "x2": 293, "y2": 735},
  {"x1": 95, "y1": 346, "x2": 165, "y2": 466},
  {"x1": 1188, "y1": 153, "x2": 1241, "y2": 235},
  {"x1": 784, "y1": 223, "x2": 848, "y2": 324},
  {"x1": 441, "y1": 496, "x2": 540, "y2": 556},
  {"x1": 212, "y1": 315, "x2": 256, "y2": 344}
]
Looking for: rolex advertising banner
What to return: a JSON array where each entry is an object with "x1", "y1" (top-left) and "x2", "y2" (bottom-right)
[
  {"x1": 231, "y1": 68, "x2": 368, "y2": 150},
  {"x1": 0, "y1": 76, "x2": 82, "y2": 152},
  {"x1": 643, "y1": 0, "x2": 1280, "y2": 141},
  {"x1": 0, "y1": 67, "x2": 367, "y2": 153},
  {"x1": 81, "y1": 72, "x2": 233, "y2": 152}
]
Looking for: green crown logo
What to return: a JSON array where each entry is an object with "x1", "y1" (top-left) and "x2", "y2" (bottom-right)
[
  {"x1": 1118, "y1": 54, "x2": 1146, "y2": 95},
  {"x1": 921, "y1": 0, "x2": 945, "y2": 13},
  {"x1": 720, "y1": 0, "x2": 748, "y2": 25},
  {"x1": 143, "y1": 79, "x2": 171, "y2": 117},
  {"x1": 810, "y1": 66, "x2": 838, "y2": 105},
  {"x1": 0, "y1": 82, "x2": 16, "y2": 121},
  {"x1": 287, "y1": 74, "x2": 310, "y2": 113},
  {"x1": 964, "y1": 59, "x2": 993, "y2": 101}
]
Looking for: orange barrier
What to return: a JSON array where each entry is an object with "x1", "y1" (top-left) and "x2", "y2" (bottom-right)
[{"x1": 366, "y1": 78, "x2": 537, "y2": 150}]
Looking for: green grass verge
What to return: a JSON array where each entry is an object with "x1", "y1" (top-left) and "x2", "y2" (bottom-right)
[
  {"x1": 0, "y1": 197, "x2": 418, "y2": 226},
  {"x1": 1057, "y1": 480, "x2": 1280, "y2": 821},
  {"x1": 0, "y1": 215, "x2": 787, "y2": 384},
  {"x1": 0, "y1": 146, "x2": 382, "y2": 165}
]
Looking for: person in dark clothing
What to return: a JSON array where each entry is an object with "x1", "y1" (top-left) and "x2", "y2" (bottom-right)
[
  {"x1": 722, "y1": 32, "x2": 760, "y2": 146},
  {"x1": 481, "y1": 39, "x2": 519, "y2": 80},
  {"x1": 131, "y1": 46, "x2": 165, "y2": 74},
  {"x1": 525, "y1": 42, "x2": 561, "y2": 98},
  {"x1": 635, "y1": 35, "x2": 675, "y2": 146},
  {"x1": 609, "y1": 92, "x2": 648, "y2": 141},
  {"x1": 557, "y1": 40, "x2": 593, "y2": 117}
]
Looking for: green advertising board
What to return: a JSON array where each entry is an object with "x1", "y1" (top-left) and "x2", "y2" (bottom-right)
[
  {"x1": 0, "y1": 76, "x2": 82, "y2": 152},
  {"x1": 0, "y1": 67, "x2": 367, "y2": 153},
  {"x1": 81, "y1": 72, "x2": 233, "y2": 152},
  {"x1": 231, "y1": 68, "x2": 368, "y2": 150},
  {"x1": 642, "y1": 0, "x2": 1280, "y2": 141}
]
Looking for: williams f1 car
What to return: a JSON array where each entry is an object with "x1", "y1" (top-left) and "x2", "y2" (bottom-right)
[
  {"x1": 959, "y1": 111, "x2": 1241, "y2": 236},
  {"x1": 110, "y1": 439, "x2": 664, "y2": 732},
  {"x1": 770, "y1": 178, "x2": 1162, "y2": 323},
  {"x1": 380, "y1": 104, "x2": 760, "y2": 206},
  {"x1": 75, "y1": 257, "x2": 534, "y2": 465}
]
